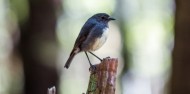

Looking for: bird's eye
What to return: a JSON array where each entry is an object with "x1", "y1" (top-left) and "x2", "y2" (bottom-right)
[{"x1": 101, "y1": 16, "x2": 105, "y2": 19}]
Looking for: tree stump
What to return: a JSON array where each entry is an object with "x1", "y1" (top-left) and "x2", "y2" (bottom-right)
[{"x1": 86, "y1": 58, "x2": 118, "y2": 94}]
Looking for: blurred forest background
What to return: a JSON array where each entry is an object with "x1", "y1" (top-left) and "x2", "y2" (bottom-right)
[{"x1": 0, "y1": 0, "x2": 190, "y2": 94}]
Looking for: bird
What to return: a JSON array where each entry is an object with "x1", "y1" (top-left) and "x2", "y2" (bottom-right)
[{"x1": 64, "y1": 13, "x2": 115, "y2": 69}]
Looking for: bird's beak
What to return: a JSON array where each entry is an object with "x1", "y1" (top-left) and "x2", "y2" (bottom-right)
[{"x1": 108, "y1": 17, "x2": 116, "y2": 20}]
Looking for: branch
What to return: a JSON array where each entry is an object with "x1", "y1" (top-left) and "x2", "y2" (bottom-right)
[
  {"x1": 47, "y1": 86, "x2": 56, "y2": 94},
  {"x1": 86, "y1": 58, "x2": 118, "y2": 94}
]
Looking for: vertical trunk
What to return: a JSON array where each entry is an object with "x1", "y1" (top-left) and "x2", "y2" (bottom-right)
[
  {"x1": 18, "y1": 0, "x2": 60, "y2": 94},
  {"x1": 171, "y1": 0, "x2": 190, "y2": 94}
]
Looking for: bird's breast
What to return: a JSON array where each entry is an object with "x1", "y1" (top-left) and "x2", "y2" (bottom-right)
[{"x1": 91, "y1": 27, "x2": 109, "y2": 51}]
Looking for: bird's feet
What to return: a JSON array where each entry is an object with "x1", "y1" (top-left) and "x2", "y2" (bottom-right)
[{"x1": 89, "y1": 65, "x2": 97, "y2": 72}]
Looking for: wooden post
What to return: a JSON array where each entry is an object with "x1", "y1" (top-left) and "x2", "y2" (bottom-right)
[{"x1": 86, "y1": 58, "x2": 118, "y2": 94}]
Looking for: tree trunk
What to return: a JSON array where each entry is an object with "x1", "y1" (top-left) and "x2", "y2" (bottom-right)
[
  {"x1": 171, "y1": 0, "x2": 190, "y2": 94},
  {"x1": 18, "y1": 0, "x2": 60, "y2": 94}
]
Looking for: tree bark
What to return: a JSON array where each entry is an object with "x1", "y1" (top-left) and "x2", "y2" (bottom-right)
[
  {"x1": 86, "y1": 58, "x2": 118, "y2": 94},
  {"x1": 171, "y1": 0, "x2": 190, "y2": 94},
  {"x1": 18, "y1": 0, "x2": 60, "y2": 94}
]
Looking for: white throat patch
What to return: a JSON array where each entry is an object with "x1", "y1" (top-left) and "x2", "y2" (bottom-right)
[{"x1": 91, "y1": 27, "x2": 109, "y2": 51}]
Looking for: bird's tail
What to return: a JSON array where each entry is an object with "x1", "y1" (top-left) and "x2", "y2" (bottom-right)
[{"x1": 64, "y1": 50, "x2": 77, "y2": 69}]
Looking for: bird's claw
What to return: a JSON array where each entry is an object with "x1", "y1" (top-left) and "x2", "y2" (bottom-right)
[{"x1": 89, "y1": 65, "x2": 97, "y2": 72}]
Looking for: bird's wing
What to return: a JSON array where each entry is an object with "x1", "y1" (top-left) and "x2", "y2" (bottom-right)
[{"x1": 73, "y1": 22, "x2": 96, "y2": 49}]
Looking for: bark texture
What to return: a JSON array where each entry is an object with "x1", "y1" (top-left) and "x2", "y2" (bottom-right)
[{"x1": 86, "y1": 58, "x2": 118, "y2": 94}]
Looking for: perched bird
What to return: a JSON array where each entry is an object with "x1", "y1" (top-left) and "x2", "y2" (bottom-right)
[{"x1": 64, "y1": 13, "x2": 115, "y2": 69}]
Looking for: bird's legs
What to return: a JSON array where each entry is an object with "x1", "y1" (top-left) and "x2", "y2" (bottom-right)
[
  {"x1": 88, "y1": 51, "x2": 103, "y2": 61},
  {"x1": 85, "y1": 51, "x2": 103, "y2": 65},
  {"x1": 85, "y1": 51, "x2": 93, "y2": 66}
]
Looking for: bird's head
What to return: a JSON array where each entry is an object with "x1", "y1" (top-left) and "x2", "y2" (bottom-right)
[{"x1": 91, "y1": 13, "x2": 115, "y2": 23}]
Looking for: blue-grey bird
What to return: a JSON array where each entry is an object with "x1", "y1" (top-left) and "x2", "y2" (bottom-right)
[{"x1": 64, "y1": 13, "x2": 115, "y2": 69}]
